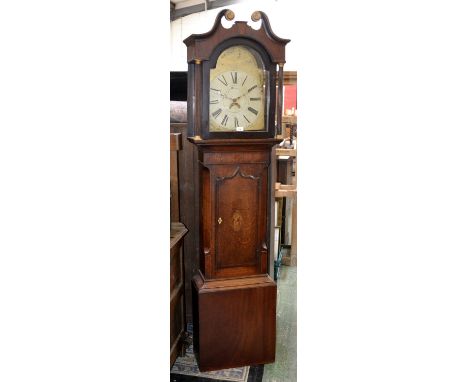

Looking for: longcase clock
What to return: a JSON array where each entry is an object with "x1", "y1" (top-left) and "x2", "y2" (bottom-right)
[{"x1": 183, "y1": 9, "x2": 289, "y2": 371}]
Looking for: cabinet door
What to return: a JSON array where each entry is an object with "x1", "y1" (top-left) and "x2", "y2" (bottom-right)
[{"x1": 212, "y1": 163, "x2": 268, "y2": 278}]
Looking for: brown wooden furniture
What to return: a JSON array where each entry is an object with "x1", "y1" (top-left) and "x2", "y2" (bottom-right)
[
  {"x1": 170, "y1": 123, "x2": 198, "y2": 324},
  {"x1": 170, "y1": 133, "x2": 188, "y2": 367},
  {"x1": 184, "y1": 9, "x2": 289, "y2": 371},
  {"x1": 192, "y1": 274, "x2": 276, "y2": 371},
  {"x1": 170, "y1": 222, "x2": 188, "y2": 366},
  {"x1": 170, "y1": 133, "x2": 182, "y2": 222}
]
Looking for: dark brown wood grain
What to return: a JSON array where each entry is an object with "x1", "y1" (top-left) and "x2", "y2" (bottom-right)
[
  {"x1": 200, "y1": 166, "x2": 211, "y2": 277},
  {"x1": 190, "y1": 139, "x2": 280, "y2": 280},
  {"x1": 192, "y1": 273, "x2": 276, "y2": 372},
  {"x1": 213, "y1": 163, "x2": 266, "y2": 276},
  {"x1": 170, "y1": 133, "x2": 182, "y2": 222},
  {"x1": 170, "y1": 123, "x2": 198, "y2": 323},
  {"x1": 215, "y1": 165, "x2": 261, "y2": 268},
  {"x1": 188, "y1": 138, "x2": 279, "y2": 371},
  {"x1": 182, "y1": 9, "x2": 288, "y2": 372},
  {"x1": 184, "y1": 10, "x2": 289, "y2": 64},
  {"x1": 170, "y1": 222, "x2": 188, "y2": 367},
  {"x1": 268, "y1": 145, "x2": 278, "y2": 276},
  {"x1": 184, "y1": 10, "x2": 290, "y2": 141}
]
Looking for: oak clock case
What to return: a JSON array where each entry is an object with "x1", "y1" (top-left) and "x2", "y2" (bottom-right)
[{"x1": 183, "y1": 9, "x2": 289, "y2": 372}]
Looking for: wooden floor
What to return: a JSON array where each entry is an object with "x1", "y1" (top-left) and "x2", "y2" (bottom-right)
[{"x1": 263, "y1": 265, "x2": 297, "y2": 382}]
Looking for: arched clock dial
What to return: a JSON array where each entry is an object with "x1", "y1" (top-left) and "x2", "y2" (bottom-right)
[{"x1": 209, "y1": 45, "x2": 267, "y2": 132}]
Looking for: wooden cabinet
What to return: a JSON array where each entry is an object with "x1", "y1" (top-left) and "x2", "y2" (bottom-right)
[
  {"x1": 190, "y1": 140, "x2": 279, "y2": 371},
  {"x1": 199, "y1": 147, "x2": 270, "y2": 279},
  {"x1": 170, "y1": 123, "x2": 198, "y2": 325},
  {"x1": 170, "y1": 133, "x2": 188, "y2": 367},
  {"x1": 170, "y1": 222, "x2": 188, "y2": 367}
]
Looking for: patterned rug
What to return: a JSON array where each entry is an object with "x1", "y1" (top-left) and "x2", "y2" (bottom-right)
[{"x1": 170, "y1": 343, "x2": 250, "y2": 382}]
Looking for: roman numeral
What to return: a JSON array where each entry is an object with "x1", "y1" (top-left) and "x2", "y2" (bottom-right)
[
  {"x1": 221, "y1": 115, "x2": 229, "y2": 126},
  {"x1": 218, "y1": 75, "x2": 228, "y2": 86},
  {"x1": 210, "y1": 99, "x2": 219, "y2": 104},
  {"x1": 248, "y1": 107, "x2": 258, "y2": 115},
  {"x1": 210, "y1": 87, "x2": 220, "y2": 92},
  {"x1": 212, "y1": 108, "x2": 222, "y2": 118},
  {"x1": 243, "y1": 114, "x2": 250, "y2": 123},
  {"x1": 248, "y1": 85, "x2": 257, "y2": 93},
  {"x1": 250, "y1": 97, "x2": 261, "y2": 101},
  {"x1": 242, "y1": 75, "x2": 248, "y2": 86},
  {"x1": 231, "y1": 72, "x2": 237, "y2": 84},
  {"x1": 234, "y1": 117, "x2": 239, "y2": 127}
]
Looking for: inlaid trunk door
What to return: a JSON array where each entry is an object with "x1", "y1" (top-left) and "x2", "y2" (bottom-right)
[{"x1": 212, "y1": 164, "x2": 268, "y2": 277}]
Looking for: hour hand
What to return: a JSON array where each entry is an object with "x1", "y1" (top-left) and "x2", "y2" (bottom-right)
[
  {"x1": 217, "y1": 92, "x2": 229, "y2": 100},
  {"x1": 210, "y1": 88, "x2": 224, "y2": 97},
  {"x1": 222, "y1": 93, "x2": 235, "y2": 101}
]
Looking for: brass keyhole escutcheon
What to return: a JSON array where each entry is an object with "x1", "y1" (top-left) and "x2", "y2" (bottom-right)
[{"x1": 218, "y1": 217, "x2": 223, "y2": 224}]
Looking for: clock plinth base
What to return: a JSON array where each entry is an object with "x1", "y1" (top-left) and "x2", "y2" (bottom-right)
[{"x1": 192, "y1": 273, "x2": 277, "y2": 372}]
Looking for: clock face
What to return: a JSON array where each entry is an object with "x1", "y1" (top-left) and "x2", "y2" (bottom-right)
[{"x1": 209, "y1": 45, "x2": 268, "y2": 132}]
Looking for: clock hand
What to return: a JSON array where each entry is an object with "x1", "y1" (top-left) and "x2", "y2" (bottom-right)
[
  {"x1": 231, "y1": 94, "x2": 246, "y2": 102},
  {"x1": 217, "y1": 92, "x2": 233, "y2": 101},
  {"x1": 212, "y1": 89, "x2": 230, "y2": 101},
  {"x1": 235, "y1": 91, "x2": 249, "y2": 101}
]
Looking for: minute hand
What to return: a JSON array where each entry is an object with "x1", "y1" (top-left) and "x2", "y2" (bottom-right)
[{"x1": 241, "y1": 85, "x2": 259, "y2": 99}]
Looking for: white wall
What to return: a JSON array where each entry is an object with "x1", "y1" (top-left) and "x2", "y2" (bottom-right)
[{"x1": 170, "y1": 0, "x2": 301, "y2": 71}]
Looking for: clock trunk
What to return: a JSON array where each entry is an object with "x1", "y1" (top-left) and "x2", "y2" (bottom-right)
[
  {"x1": 188, "y1": 139, "x2": 280, "y2": 371},
  {"x1": 197, "y1": 142, "x2": 276, "y2": 279}
]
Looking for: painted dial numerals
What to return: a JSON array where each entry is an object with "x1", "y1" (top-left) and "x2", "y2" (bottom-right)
[
  {"x1": 209, "y1": 45, "x2": 266, "y2": 132},
  {"x1": 209, "y1": 70, "x2": 263, "y2": 131}
]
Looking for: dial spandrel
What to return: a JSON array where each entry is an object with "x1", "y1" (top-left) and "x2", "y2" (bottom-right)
[{"x1": 209, "y1": 45, "x2": 268, "y2": 132}]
